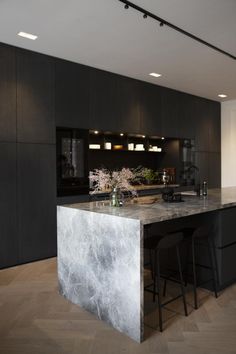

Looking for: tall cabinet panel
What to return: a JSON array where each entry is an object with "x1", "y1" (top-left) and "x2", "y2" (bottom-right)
[
  {"x1": 195, "y1": 151, "x2": 209, "y2": 183},
  {"x1": 116, "y1": 76, "x2": 141, "y2": 133},
  {"x1": 89, "y1": 68, "x2": 119, "y2": 131},
  {"x1": 208, "y1": 153, "x2": 221, "y2": 188},
  {"x1": 208, "y1": 101, "x2": 221, "y2": 152},
  {"x1": 139, "y1": 83, "x2": 162, "y2": 135},
  {"x1": 0, "y1": 143, "x2": 18, "y2": 268},
  {"x1": 17, "y1": 49, "x2": 55, "y2": 144},
  {"x1": 0, "y1": 44, "x2": 16, "y2": 142},
  {"x1": 178, "y1": 92, "x2": 196, "y2": 139},
  {"x1": 161, "y1": 88, "x2": 180, "y2": 138},
  {"x1": 17, "y1": 143, "x2": 57, "y2": 263},
  {"x1": 55, "y1": 60, "x2": 90, "y2": 129}
]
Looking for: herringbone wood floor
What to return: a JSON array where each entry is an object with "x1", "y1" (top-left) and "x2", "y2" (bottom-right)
[{"x1": 0, "y1": 258, "x2": 236, "y2": 354}]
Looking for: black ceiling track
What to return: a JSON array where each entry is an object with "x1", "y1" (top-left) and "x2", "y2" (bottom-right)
[{"x1": 118, "y1": 0, "x2": 236, "y2": 61}]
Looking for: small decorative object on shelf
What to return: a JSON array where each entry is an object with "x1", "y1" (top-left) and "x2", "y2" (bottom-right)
[
  {"x1": 89, "y1": 144, "x2": 101, "y2": 150},
  {"x1": 141, "y1": 168, "x2": 158, "y2": 185},
  {"x1": 104, "y1": 142, "x2": 112, "y2": 150}
]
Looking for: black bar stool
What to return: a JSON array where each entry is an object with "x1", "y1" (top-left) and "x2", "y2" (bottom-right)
[
  {"x1": 144, "y1": 232, "x2": 188, "y2": 332},
  {"x1": 184, "y1": 225, "x2": 219, "y2": 309}
]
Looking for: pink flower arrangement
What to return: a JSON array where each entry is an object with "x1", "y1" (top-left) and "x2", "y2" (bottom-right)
[{"x1": 89, "y1": 168, "x2": 138, "y2": 196}]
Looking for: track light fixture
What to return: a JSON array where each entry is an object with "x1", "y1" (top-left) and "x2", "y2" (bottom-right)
[{"x1": 118, "y1": 0, "x2": 236, "y2": 60}]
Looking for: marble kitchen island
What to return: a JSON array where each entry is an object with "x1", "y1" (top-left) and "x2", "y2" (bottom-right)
[{"x1": 57, "y1": 187, "x2": 236, "y2": 342}]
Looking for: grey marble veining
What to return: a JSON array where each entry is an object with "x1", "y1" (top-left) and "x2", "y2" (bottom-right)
[
  {"x1": 57, "y1": 187, "x2": 236, "y2": 342},
  {"x1": 57, "y1": 207, "x2": 143, "y2": 342},
  {"x1": 65, "y1": 187, "x2": 236, "y2": 225}
]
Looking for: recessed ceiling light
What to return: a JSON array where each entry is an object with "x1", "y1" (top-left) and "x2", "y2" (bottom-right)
[
  {"x1": 142, "y1": 135, "x2": 146, "y2": 138},
  {"x1": 161, "y1": 137, "x2": 165, "y2": 140},
  {"x1": 120, "y1": 133, "x2": 124, "y2": 136},
  {"x1": 17, "y1": 31, "x2": 38, "y2": 40},
  {"x1": 149, "y1": 72, "x2": 162, "y2": 78},
  {"x1": 218, "y1": 94, "x2": 227, "y2": 98},
  {"x1": 94, "y1": 130, "x2": 99, "y2": 134}
]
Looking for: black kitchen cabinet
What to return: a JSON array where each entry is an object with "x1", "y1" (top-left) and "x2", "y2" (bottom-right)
[
  {"x1": 194, "y1": 98, "x2": 211, "y2": 151},
  {"x1": 0, "y1": 143, "x2": 18, "y2": 268},
  {"x1": 218, "y1": 244, "x2": 236, "y2": 287},
  {"x1": 55, "y1": 60, "x2": 90, "y2": 129},
  {"x1": 90, "y1": 71, "x2": 141, "y2": 133},
  {"x1": 17, "y1": 49, "x2": 55, "y2": 144},
  {"x1": 195, "y1": 151, "x2": 209, "y2": 184},
  {"x1": 217, "y1": 207, "x2": 236, "y2": 248},
  {"x1": 208, "y1": 152, "x2": 221, "y2": 188},
  {"x1": 17, "y1": 143, "x2": 57, "y2": 263},
  {"x1": 208, "y1": 102, "x2": 221, "y2": 152},
  {"x1": 90, "y1": 68, "x2": 119, "y2": 131},
  {"x1": 216, "y1": 207, "x2": 236, "y2": 287},
  {"x1": 161, "y1": 88, "x2": 180, "y2": 138},
  {"x1": 0, "y1": 44, "x2": 16, "y2": 142},
  {"x1": 178, "y1": 92, "x2": 196, "y2": 139},
  {"x1": 139, "y1": 83, "x2": 162, "y2": 135},
  {"x1": 195, "y1": 151, "x2": 221, "y2": 188},
  {"x1": 116, "y1": 76, "x2": 141, "y2": 133}
]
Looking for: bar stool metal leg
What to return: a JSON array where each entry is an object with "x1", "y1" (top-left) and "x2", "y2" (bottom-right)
[
  {"x1": 207, "y1": 238, "x2": 218, "y2": 298},
  {"x1": 156, "y1": 250, "x2": 163, "y2": 332},
  {"x1": 176, "y1": 245, "x2": 188, "y2": 316},
  {"x1": 192, "y1": 238, "x2": 198, "y2": 309},
  {"x1": 149, "y1": 249, "x2": 154, "y2": 280}
]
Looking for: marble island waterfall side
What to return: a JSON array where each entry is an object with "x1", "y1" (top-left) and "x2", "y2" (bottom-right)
[
  {"x1": 57, "y1": 187, "x2": 236, "y2": 342},
  {"x1": 57, "y1": 206, "x2": 144, "y2": 342}
]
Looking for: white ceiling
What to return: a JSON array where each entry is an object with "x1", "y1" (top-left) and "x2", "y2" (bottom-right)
[{"x1": 0, "y1": 0, "x2": 236, "y2": 101}]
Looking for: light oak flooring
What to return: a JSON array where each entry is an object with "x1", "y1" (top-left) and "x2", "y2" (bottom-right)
[{"x1": 0, "y1": 258, "x2": 236, "y2": 354}]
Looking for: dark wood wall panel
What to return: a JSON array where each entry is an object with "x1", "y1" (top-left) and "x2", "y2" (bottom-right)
[
  {"x1": 0, "y1": 44, "x2": 16, "y2": 142},
  {"x1": 0, "y1": 143, "x2": 18, "y2": 268},
  {"x1": 17, "y1": 49, "x2": 55, "y2": 144},
  {"x1": 0, "y1": 41, "x2": 222, "y2": 269},
  {"x1": 55, "y1": 60, "x2": 89, "y2": 129},
  {"x1": 17, "y1": 143, "x2": 56, "y2": 263}
]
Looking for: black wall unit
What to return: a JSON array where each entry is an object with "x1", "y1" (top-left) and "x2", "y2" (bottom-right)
[
  {"x1": 161, "y1": 87, "x2": 180, "y2": 138},
  {"x1": 90, "y1": 70, "x2": 141, "y2": 133},
  {"x1": 194, "y1": 97, "x2": 221, "y2": 152},
  {"x1": 208, "y1": 153, "x2": 221, "y2": 188},
  {"x1": 139, "y1": 82, "x2": 162, "y2": 135},
  {"x1": 90, "y1": 68, "x2": 119, "y2": 131},
  {"x1": 55, "y1": 60, "x2": 90, "y2": 128},
  {"x1": 195, "y1": 151, "x2": 221, "y2": 188},
  {"x1": 208, "y1": 101, "x2": 221, "y2": 153},
  {"x1": 0, "y1": 143, "x2": 18, "y2": 268},
  {"x1": 17, "y1": 49, "x2": 55, "y2": 144},
  {"x1": 17, "y1": 143, "x2": 57, "y2": 263},
  {"x1": 116, "y1": 76, "x2": 141, "y2": 133},
  {"x1": 0, "y1": 44, "x2": 16, "y2": 142},
  {"x1": 0, "y1": 41, "x2": 222, "y2": 269},
  {"x1": 195, "y1": 151, "x2": 209, "y2": 183}
]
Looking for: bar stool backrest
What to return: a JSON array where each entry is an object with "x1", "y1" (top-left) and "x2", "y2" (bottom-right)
[
  {"x1": 192, "y1": 225, "x2": 215, "y2": 240},
  {"x1": 157, "y1": 232, "x2": 183, "y2": 250}
]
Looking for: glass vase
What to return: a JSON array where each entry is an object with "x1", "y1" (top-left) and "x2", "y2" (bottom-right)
[{"x1": 110, "y1": 187, "x2": 124, "y2": 207}]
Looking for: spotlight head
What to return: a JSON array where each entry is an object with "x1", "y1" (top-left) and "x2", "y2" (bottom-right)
[
  {"x1": 159, "y1": 22, "x2": 164, "y2": 27},
  {"x1": 143, "y1": 13, "x2": 147, "y2": 19},
  {"x1": 124, "y1": 4, "x2": 129, "y2": 9}
]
